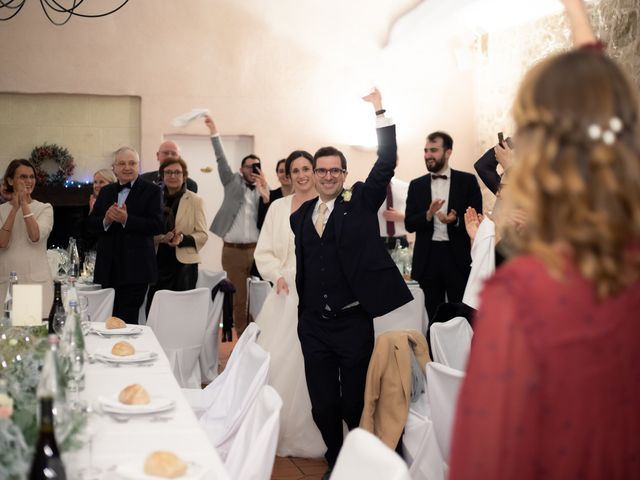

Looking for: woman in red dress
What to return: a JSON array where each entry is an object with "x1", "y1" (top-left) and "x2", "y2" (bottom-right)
[{"x1": 449, "y1": 1, "x2": 640, "y2": 479}]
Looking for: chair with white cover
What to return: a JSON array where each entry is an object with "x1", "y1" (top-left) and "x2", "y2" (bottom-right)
[
  {"x1": 224, "y1": 385, "x2": 282, "y2": 480},
  {"x1": 247, "y1": 276, "x2": 270, "y2": 322},
  {"x1": 195, "y1": 269, "x2": 227, "y2": 383},
  {"x1": 331, "y1": 428, "x2": 411, "y2": 480},
  {"x1": 146, "y1": 288, "x2": 210, "y2": 388},
  {"x1": 403, "y1": 385, "x2": 445, "y2": 480},
  {"x1": 429, "y1": 317, "x2": 473, "y2": 371},
  {"x1": 183, "y1": 322, "x2": 261, "y2": 417},
  {"x1": 81, "y1": 288, "x2": 115, "y2": 323},
  {"x1": 199, "y1": 340, "x2": 271, "y2": 458},
  {"x1": 426, "y1": 362, "x2": 465, "y2": 466}
]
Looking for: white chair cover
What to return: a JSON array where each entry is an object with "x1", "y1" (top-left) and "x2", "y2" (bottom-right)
[
  {"x1": 146, "y1": 288, "x2": 210, "y2": 388},
  {"x1": 81, "y1": 288, "x2": 115, "y2": 323},
  {"x1": 429, "y1": 317, "x2": 474, "y2": 371},
  {"x1": 196, "y1": 269, "x2": 226, "y2": 289},
  {"x1": 332, "y1": 428, "x2": 411, "y2": 480},
  {"x1": 247, "y1": 277, "x2": 270, "y2": 322},
  {"x1": 426, "y1": 362, "x2": 465, "y2": 463},
  {"x1": 224, "y1": 385, "x2": 282, "y2": 480},
  {"x1": 199, "y1": 340, "x2": 271, "y2": 458},
  {"x1": 402, "y1": 383, "x2": 445, "y2": 480},
  {"x1": 183, "y1": 322, "x2": 261, "y2": 417},
  {"x1": 195, "y1": 269, "x2": 227, "y2": 384}
]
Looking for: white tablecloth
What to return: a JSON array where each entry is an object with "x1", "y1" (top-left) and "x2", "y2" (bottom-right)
[
  {"x1": 63, "y1": 324, "x2": 229, "y2": 479},
  {"x1": 374, "y1": 283, "x2": 428, "y2": 337}
]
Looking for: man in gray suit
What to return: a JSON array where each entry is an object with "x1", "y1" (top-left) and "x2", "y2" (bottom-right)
[{"x1": 205, "y1": 114, "x2": 270, "y2": 338}]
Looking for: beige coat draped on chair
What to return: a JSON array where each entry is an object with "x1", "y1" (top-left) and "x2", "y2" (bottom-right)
[{"x1": 360, "y1": 330, "x2": 430, "y2": 449}]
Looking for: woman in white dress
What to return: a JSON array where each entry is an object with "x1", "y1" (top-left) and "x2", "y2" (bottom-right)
[
  {"x1": 0, "y1": 159, "x2": 54, "y2": 318},
  {"x1": 254, "y1": 150, "x2": 326, "y2": 458}
]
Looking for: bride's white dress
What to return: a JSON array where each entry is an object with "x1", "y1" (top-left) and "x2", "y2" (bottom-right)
[{"x1": 254, "y1": 195, "x2": 326, "y2": 458}]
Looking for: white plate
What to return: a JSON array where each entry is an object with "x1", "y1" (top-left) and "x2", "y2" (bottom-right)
[
  {"x1": 115, "y1": 459, "x2": 206, "y2": 479},
  {"x1": 98, "y1": 394, "x2": 175, "y2": 415},
  {"x1": 94, "y1": 349, "x2": 157, "y2": 363},
  {"x1": 91, "y1": 323, "x2": 143, "y2": 335}
]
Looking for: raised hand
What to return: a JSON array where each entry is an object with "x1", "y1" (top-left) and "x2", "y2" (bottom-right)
[
  {"x1": 464, "y1": 207, "x2": 482, "y2": 241},
  {"x1": 253, "y1": 166, "x2": 270, "y2": 203},
  {"x1": 494, "y1": 141, "x2": 515, "y2": 171},
  {"x1": 362, "y1": 87, "x2": 383, "y2": 112},
  {"x1": 204, "y1": 114, "x2": 218, "y2": 135}
]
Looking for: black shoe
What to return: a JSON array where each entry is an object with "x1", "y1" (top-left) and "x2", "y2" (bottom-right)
[{"x1": 321, "y1": 466, "x2": 333, "y2": 480}]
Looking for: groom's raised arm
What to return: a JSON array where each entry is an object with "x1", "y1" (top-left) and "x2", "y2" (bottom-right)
[{"x1": 360, "y1": 88, "x2": 398, "y2": 212}]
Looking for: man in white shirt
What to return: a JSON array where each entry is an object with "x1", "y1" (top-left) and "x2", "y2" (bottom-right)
[
  {"x1": 405, "y1": 131, "x2": 482, "y2": 322},
  {"x1": 205, "y1": 115, "x2": 270, "y2": 338},
  {"x1": 378, "y1": 176, "x2": 409, "y2": 250}
]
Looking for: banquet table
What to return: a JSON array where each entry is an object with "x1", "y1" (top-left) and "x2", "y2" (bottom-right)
[
  {"x1": 63, "y1": 323, "x2": 229, "y2": 479},
  {"x1": 373, "y1": 283, "x2": 428, "y2": 337}
]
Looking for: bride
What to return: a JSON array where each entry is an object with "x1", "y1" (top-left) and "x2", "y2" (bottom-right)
[{"x1": 254, "y1": 150, "x2": 326, "y2": 458}]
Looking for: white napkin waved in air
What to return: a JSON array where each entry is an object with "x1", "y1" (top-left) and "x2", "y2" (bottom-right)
[{"x1": 171, "y1": 108, "x2": 209, "y2": 127}]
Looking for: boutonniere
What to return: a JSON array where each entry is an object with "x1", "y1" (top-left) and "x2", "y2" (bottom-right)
[{"x1": 341, "y1": 188, "x2": 352, "y2": 203}]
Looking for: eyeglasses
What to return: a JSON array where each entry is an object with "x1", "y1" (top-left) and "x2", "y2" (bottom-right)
[
  {"x1": 17, "y1": 174, "x2": 36, "y2": 180},
  {"x1": 314, "y1": 167, "x2": 345, "y2": 177},
  {"x1": 163, "y1": 169, "x2": 184, "y2": 177}
]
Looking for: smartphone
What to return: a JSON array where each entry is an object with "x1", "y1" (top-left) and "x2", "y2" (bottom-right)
[
  {"x1": 497, "y1": 132, "x2": 505, "y2": 146},
  {"x1": 252, "y1": 163, "x2": 261, "y2": 175}
]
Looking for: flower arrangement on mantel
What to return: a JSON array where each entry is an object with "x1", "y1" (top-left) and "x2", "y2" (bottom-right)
[
  {"x1": 0, "y1": 326, "x2": 86, "y2": 479},
  {"x1": 29, "y1": 143, "x2": 76, "y2": 187}
]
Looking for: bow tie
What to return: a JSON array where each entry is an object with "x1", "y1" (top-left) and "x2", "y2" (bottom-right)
[
  {"x1": 117, "y1": 182, "x2": 132, "y2": 192},
  {"x1": 431, "y1": 174, "x2": 448, "y2": 180},
  {"x1": 245, "y1": 183, "x2": 255, "y2": 191}
]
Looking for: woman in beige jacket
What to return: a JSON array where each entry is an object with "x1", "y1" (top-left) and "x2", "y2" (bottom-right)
[{"x1": 146, "y1": 157, "x2": 208, "y2": 312}]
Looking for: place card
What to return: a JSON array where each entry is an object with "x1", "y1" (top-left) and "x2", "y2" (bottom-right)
[{"x1": 12, "y1": 284, "x2": 42, "y2": 326}]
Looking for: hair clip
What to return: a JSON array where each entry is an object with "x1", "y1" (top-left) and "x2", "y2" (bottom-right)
[{"x1": 587, "y1": 116, "x2": 623, "y2": 145}]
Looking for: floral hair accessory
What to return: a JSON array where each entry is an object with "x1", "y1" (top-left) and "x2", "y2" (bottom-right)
[{"x1": 587, "y1": 116, "x2": 624, "y2": 145}]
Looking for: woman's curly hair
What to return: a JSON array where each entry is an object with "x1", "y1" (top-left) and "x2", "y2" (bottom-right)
[{"x1": 501, "y1": 49, "x2": 640, "y2": 299}]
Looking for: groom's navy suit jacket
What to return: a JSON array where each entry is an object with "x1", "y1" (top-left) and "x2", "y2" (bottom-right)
[
  {"x1": 87, "y1": 177, "x2": 163, "y2": 287},
  {"x1": 291, "y1": 125, "x2": 412, "y2": 318}
]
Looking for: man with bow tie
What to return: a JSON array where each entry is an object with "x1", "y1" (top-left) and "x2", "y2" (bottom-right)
[
  {"x1": 405, "y1": 132, "x2": 482, "y2": 322},
  {"x1": 88, "y1": 147, "x2": 163, "y2": 324},
  {"x1": 204, "y1": 114, "x2": 270, "y2": 338}
]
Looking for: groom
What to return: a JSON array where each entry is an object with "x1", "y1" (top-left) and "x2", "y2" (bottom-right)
[{"x1": 291, "y1": 90, "x2": 412, "y2": 476}]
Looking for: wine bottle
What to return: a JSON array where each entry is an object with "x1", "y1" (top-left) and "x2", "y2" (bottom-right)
[
  {"x1": 29, "y1": 335, "x2": 67, "y2": 480},
  {"x1": 47, "y1": 281, "x2": 64, "y2": 335}
]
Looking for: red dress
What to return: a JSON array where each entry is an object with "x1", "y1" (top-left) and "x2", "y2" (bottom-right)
[{"x1": 449, "y1": 255, "x2": 640, "y2": 480}]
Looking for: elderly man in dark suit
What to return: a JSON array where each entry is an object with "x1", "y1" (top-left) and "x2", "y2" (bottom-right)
[
  {"x1": 88, "y1": 147, "x2": 163, "y2": 324},
  {"x1": 405, "y1": 132, "x2": 483, "y2": 323},
  {"x1": 291, "y1": 89, "x2": 412, "y2": 479}
]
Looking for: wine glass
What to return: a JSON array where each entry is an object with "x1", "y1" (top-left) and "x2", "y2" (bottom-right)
[
  {"x1": 77, "y1": 295, "x2": 90, "y2": 332},
  {"x1": 77, "y1": 404, "x2": 104, "y2": 479}
]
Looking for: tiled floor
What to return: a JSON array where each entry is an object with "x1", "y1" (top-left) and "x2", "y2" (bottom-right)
[{"x1": 217, "y1": 328, "x2": 328, "y2": 480}]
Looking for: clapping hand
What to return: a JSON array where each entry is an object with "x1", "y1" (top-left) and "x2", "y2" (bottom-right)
[
  {"x1": 464, "y1": 207, "x2": 484, "y2": 241},
  {"x1": 106, "y1": 203, "x2": 128, "y2": 225},
  {"x1": 426, "y1": 198, "x2": 445, "y2": 221},
  {"x1": 436, "y1": 208, "x2": 458, "y2": 225},
  {"x1": 168, "y1": 230, "x2": 184, "y2": 247}
]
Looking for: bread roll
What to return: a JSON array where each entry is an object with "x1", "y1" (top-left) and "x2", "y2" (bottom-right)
[
  {"x1": 143, "y1": 451, "x2": 187, "y2": 478},
  {"x1": 111, "y1": 341, "x2": 135, "y2": 356},
  {"x1": 118, "y1": 384, "x2": 150, "y2": 405},
  {"x1": 106, "y1": 316, "x2": 127, "y2": 329}
]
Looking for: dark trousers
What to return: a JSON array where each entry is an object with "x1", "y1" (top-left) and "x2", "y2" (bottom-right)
[
  {"x1": 111, "y1": 283, "x2": 148, "y2": 324},
  {"x1": 418, "y1": 241, "x2": 469, "y2": 323},
  {"x1": 298, "y1": 306, "x2": 374, "y2": 467}
]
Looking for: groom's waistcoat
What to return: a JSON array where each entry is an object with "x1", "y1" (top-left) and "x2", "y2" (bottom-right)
[{"x1": 301, "y1": 211, "x2": 356, "y2": 312}]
